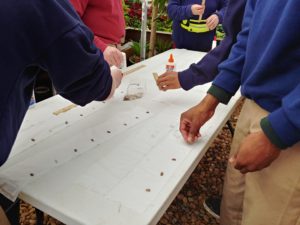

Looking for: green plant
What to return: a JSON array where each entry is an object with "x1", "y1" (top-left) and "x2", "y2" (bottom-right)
[
  {"x1": 216, "y1": 24, "x2": 225, "y2": 41},
  {"x1": 123, "y1": 0, "x2": 172, "y2": 32},
  {"x1": 131, "y1": 40, "x2": 142, "y2": 56},
  {"x1": 131, "y1": 40, "x2": 149, "y2": 56},
  {"x1": 153, "y1": 0, "x2": 168, "y2": 11},
  {"x1": 155, "y1": 38, "x2": 172, "y2": 54}
]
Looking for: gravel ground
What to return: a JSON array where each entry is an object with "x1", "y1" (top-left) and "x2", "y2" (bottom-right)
[{"x1": 19, "y1": 100, "x2": 244, "y2": 225}]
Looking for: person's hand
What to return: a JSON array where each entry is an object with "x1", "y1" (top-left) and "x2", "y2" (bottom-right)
[
  {"x1": 157, "y1": 71, "x2": 181, "y2": 91},
  {"x1": 206, "y1": 14, "x2": 219, "y2": 30},
  {"x1": 103, "y1": 46, "x2": 123, "y2": 68},
  {"x1": 229, "y1": 131, "x2": 281, "y2": 174},
  {"x1": 106, "y1": 67, "x2": 123, "y2": 99},
  {"x1": 111, "y1": 67, "x2": 123, "y2": 89},
  {"x1": 191, "y1": 4, "x2": 205, "y2": 16},
  {"x1": 180, "y1": 94, "x2": 219, "y2": 144}
]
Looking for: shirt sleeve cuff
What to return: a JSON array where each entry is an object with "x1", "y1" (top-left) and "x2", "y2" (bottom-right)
[
  {"x1": 207, "y1": 84, "x2": 232, "y2": 104},
  {"x1": 261, "y1": 108, "x2": 300, "y2": 149},
  {"x1": 186, "y1": 4, "x2": 194, "y2": 18},
  {"x1": 178, "y1": 70, "x2": 195, "y2": 90},
  {"x1": 260, "y1": 117, "x2": 288, "y2": 149}
]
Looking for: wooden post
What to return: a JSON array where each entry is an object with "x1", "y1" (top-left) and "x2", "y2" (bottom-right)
[{"x1": 148, "y1": 2, "x2": 158, "y2": 58}]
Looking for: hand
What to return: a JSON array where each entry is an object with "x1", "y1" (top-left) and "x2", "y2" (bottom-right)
[
  {"x1": 157, "y1": 71, "x2": 181, "y2": 91},
  {"x1": 106, "y1": 67, "x2": 123, "y2": 99},
  {"x1": 180, "y1": 94, "x2": 219, "y2": 144},
  {"x1": 103, "y1": 46, "x2": 123, "y2": 68},
  {"x1": 191, "y1": 4, "x2": 205, "y2": 16},
  {"x1": 206, "y1": 14, "x2": 219, "y2": 30},
  {"x1": 111, "y1": 67, "x2": 123, "y2": 89},
  {"x1": 229, "y1": 131, "x2": 281, "y2": 174}
]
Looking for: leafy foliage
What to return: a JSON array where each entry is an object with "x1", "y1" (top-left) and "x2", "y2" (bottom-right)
[
  {"x1": 155, "y1": 38, "x2": 172, "y2": 54},
  {"x1": 131, "y1": 40, "x2": 150, "y2": 56},
  {"x1": 123, "y1": 0, "x2": 172, "y2": 32},
  {"x1": 216, "y1": 24, "x2": 225, "y2": 40}
]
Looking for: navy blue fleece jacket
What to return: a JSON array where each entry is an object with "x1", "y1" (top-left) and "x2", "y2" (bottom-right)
[
  {"x1": 168, "y1": 0, "x2": 227, "y2": 52},
  {"x1": 178, "y1": 0, "x2": 246, "y2": 90},
  {"x1": 0, "y1": 0, "x2": 112, "y2": 165},
  {"x1": 208, "y1": 0, "x2": 300, "y2": 149}
]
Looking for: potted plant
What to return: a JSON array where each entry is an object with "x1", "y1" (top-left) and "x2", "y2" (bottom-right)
[
  {"x1": 128, "y1": 40, "x2": 149, "y2": 64},
  {"x1": 155, "y1": 37, "x2": 172, "y2": 54},
  {"x1": 123, "y1": 0, "x2": 172, "y2": 57}
]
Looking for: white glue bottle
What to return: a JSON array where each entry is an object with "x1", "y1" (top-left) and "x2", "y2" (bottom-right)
[{"x1": 166, "y1": 53, "x2": 175, "y2": 72}]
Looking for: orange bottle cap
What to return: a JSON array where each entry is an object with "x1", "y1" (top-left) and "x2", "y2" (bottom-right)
[{"x1": 168, "y1": 54, "x2": 174, "y2": 63}]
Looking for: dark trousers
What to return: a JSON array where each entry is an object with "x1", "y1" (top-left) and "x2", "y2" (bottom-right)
[{"x1": 0, "y1": 195, "x2": 19, "y2": 225}]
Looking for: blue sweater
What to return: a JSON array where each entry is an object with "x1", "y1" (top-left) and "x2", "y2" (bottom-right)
[
  {"x1": 0, "y1": 0, "x2": 112, "y2": 166},
  {"x1": 178, "y1": 0, "x2": 246, "y2": 90},
  {"x1": 209, "y1": 0, "x2": 300, "y2": 149},
  {"x1": 168, "y1": 0, "x2": 227, "y2": 52}
]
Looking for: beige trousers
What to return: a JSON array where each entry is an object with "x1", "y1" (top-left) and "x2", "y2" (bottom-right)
[
  {"x1": 0, "y1": 207, "x2": 10, "y2": 225},
  {"x1": 220, "y1": 99, "x2": 300, "y2": 225}
]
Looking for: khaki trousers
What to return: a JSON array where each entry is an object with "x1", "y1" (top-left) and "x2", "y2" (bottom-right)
[
  {"x1": 220, "y1": 99, "x2": 300, "y2": 225},
  {"x1": 0, "y1": 207, "x2": 10, "y2": 225}
]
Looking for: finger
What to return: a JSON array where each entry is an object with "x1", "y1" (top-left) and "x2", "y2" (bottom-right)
[
  {"x1": 199, "y1": 9, "x2": 204, "y2": 15},
  {"x1": 234, "y1": 160, "x2": 244, "y2": 170},
  {"x1": 206, "y1": 23, "x2": 213, "y2": 30},
  {"x1": 117, "y1": 54, "x2": 123, "y2": 67},
  {"x1": 187, "y1": 125, "x2": 200, "y2": 144},
  {"x1": 246, "y1": 165, "x2": 258, "y2": 173},
  {"x1": 158, "y1": 84, "x2": 165, "y2": 91},
  {"x1": 112, "y1": 52, "x2": 122, "y2": 68},
  {"x1": 157, "y1": 77, "x2": 170, "y2": 86},
  {"x1": 196, "y1": 5, "x2": 204, "y2": 10},
  {"x1": 211, "y1": 20, "x2": 217, "y2": 29},
  {"x1": 157, "y1": 75, "x2": 167, "y2": 80},
  {"x1": 158, "y1": 82, "x2": 167, "y2": 89},
  {"x1": 163, "y1": 80, "x2": 176, "y2": 90},
  {"x1": 187, "y1": 131, "x2": 200, "y2": 144},
  {"x1": 207, "y1": 17, "x2": 216, "y2": 25},
  {"x1": 161, "y1": 85, "x2": 169, "y2": 91},
  {"x1": 209, "y1": 24, "x2": 216, "y2": 30},
  {"x1": 180, "y1": 119, "x2": 191, "y2": 142},
  {"x1": 160, "y1": 72, "x2": 176, "y2": 79},
  {"x1": 159, "y1": 83, "x2": 169, "y2": 91},
  {"x1": 207, "y1": 20, "x2": 215, "y2": 28},
  {"x1": 240, "y1": 168, "x2": 248, "y2": 174},
  {"x1": 109, "y1": 55, "x2": 117, "y2": 67},
  {"x1": 229, "y1": 155, "x2": 236, "y2": 164},
  {"x1": 158, "y1": 76, "x2": 171, "y2": 83}
]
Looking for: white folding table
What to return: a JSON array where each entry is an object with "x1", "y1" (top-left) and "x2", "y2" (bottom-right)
[{"x1": 0, "y1": 49, "x2": 241, "y2": 225}]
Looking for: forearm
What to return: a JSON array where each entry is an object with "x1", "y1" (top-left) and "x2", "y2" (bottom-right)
[
  {"x1": 178, "y1": 0, "x2": 246, "y2": 90},
  {"x1": 212, "y1": 0, "x2": 255, "y2": 95},
  {"x1": 40, "y1": 24, "x2": 112, "y2": 106},
  {"x1": 214, "y1": 0, "x2": 229, "y2": 24},
  {"x1": 178, "y1": 33, "x2": 236, "y2": 90},
  {"x1": 199, "y1": 93, "x2": 220, "y2": 111}
]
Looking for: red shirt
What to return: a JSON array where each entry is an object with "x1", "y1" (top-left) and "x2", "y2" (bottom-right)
[{"x1": 70, "y1": 0, "x2": 125, "y2": 51}]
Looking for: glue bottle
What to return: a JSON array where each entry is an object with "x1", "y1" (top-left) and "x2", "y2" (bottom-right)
[{"x1": 166, "y1": 53, "x2": 175, "y2": 72}]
